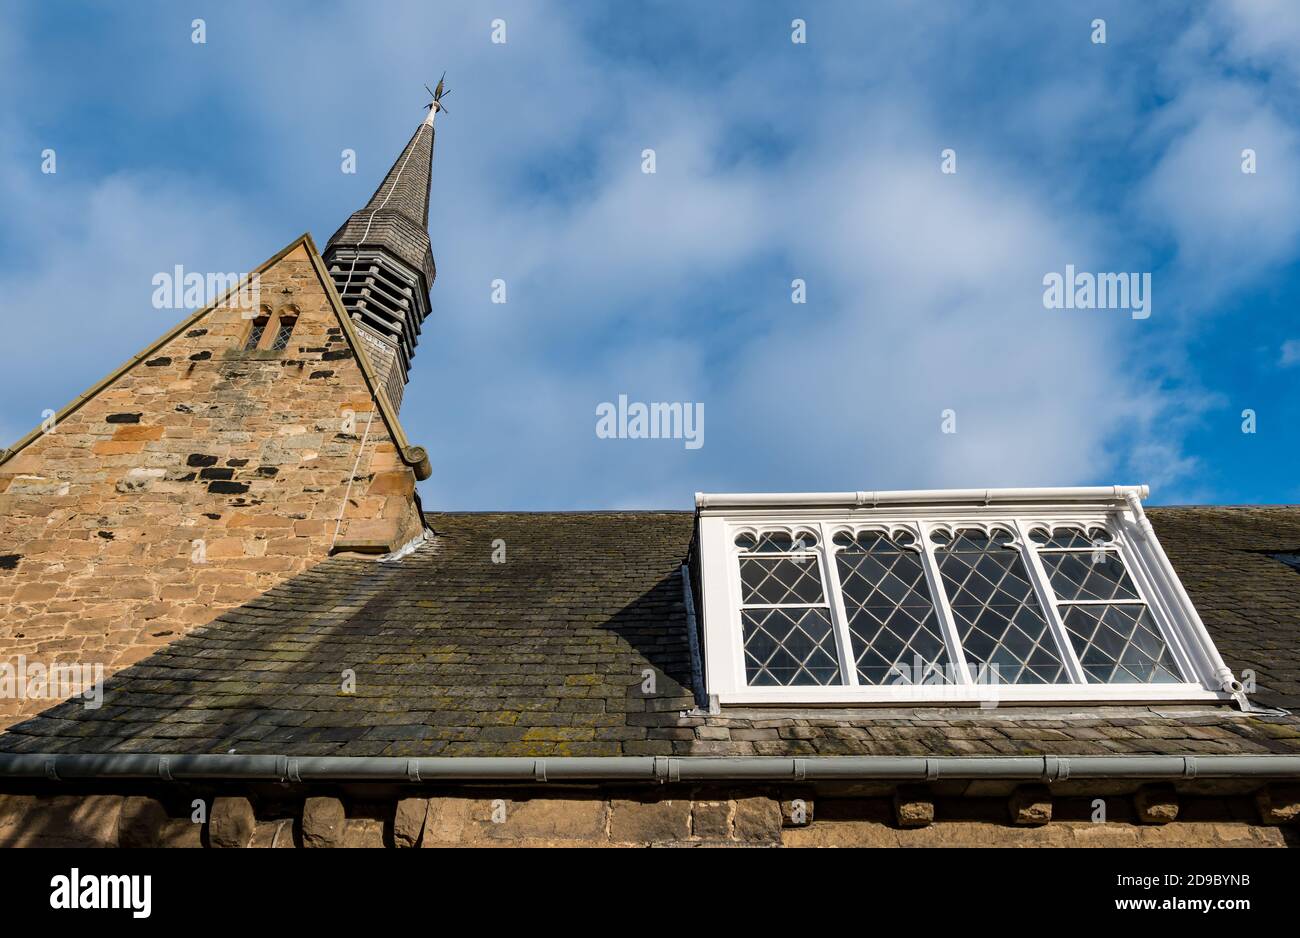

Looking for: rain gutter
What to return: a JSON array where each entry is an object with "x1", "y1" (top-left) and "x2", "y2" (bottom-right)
[
  {"x1": 695, "y1": 486, "x2": 1148, "y2": 511},
  {"x1": 2, "y1": 753, "x2": 1298, "y2": 784}
]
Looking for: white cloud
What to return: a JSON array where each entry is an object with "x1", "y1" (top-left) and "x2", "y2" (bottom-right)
[
  {"x1": 1218, "y1": 0, "x2": 1300, "y2": 81},
  {"x1": 2, "y1": 0, "x2": 1288, "y2": 509},
  {"x1": 1137, "y1": 86, "x2": 1300, "y2": 299},
  {"x1": 1281, "y1": 339, "x2": 1300, "y2": 366}
]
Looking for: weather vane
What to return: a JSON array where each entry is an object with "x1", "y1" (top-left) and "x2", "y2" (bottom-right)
[{"x1": 425, "y1": 72, "x2": 450, "y2": 118}]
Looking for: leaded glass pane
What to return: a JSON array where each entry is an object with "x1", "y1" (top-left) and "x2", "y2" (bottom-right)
[
  {"x1": 739, "y1": 556, "x2": 824, "y2": 605},
  {"x1": 243, "y1": 321, "x2": 267, "y2": 350},
  {"x1": 271, "y1": 319, "x2": 296, "y2": 351},
  {"x1": 1061, "y1": 604, "x2": 1183, "y2": 683},
  {"x1": 836, "y1": 532, "x2": 950, "y2": 684},
  {"x1": 935, "y1": 529, "x2": 1067, "y2": 684},
  {"x1": 742, "y1": 607, "x2": 841, "y2": 686},
  {"x1": 1040, "y1": 551, "x2": 1140, "y2": 601}
]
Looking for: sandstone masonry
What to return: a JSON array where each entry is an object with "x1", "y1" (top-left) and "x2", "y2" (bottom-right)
[
  {"x1": 0, "y1": 788, "x2": 1294, "y2": 848},
  {"x1": 0, "y1": 237, "x2": 427, "y2": 729}
]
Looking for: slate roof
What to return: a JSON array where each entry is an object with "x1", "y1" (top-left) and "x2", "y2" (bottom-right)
[
  {"x1": 3, "y1": 507, "x2": 1300, "y2": 759},
  {"x1": 1145, "y1": 506, "x2": 1300, "y2": 710}
]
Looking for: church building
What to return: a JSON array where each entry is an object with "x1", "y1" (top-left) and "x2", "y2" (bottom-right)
[{"x1": 1, "y1": 92, "x2": 1299, "y2": 848}]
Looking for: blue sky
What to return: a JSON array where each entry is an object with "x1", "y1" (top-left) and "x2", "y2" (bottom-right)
[{"x1": 1, "y1": 0, "x2": 1297, "y2": 508}]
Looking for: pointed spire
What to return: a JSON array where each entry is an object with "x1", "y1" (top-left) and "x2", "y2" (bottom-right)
[
  {"x1": 328, "y1": 117, "x2": 436, "y2": 284},
  {"x1": 323, "y1": 87, "x2": 446, "y2": 412}
]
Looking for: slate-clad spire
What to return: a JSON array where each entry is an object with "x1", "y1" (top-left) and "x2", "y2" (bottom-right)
[{"x1": 323, "y1": 87, "x2": 445, "y2": 412}]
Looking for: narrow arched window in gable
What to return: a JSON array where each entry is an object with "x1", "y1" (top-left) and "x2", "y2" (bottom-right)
[
  {"x1": 243, "y1": 308, "x2": 271, "y2": 350},
  {"x1": 270, "y1": 307, "x2": 298, "y2": 351}
]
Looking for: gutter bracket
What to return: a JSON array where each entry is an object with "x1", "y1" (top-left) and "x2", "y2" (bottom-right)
[
  {"x1": 1182, "y1": 756, "x2": 1198, "y2": 779},
  {"x1": 793, "y1": 758, "x2": 807, "y2": 782},
  {"x1": 44, "y1": 758, "x2": 58, "y2": 782},
  {"x1": 1043, "y1": 756, "x2": 1068, "y2": 781},
  {"x1": 158, "y1": 757, "x2": 173, "y2": 782},
  {"x1": 924, "y1": 759, "x2": 939, "y2": 781},
  {"x1": 653, "y1": 757, "x2": 680, "y2": 784},
  {"x1": 287, "y1": 758, "x2": 302, "y2": 783},
  {"x1": 533, "y1": 760, "x2": 547, "y2": 783},
  {"x1": 406, "y1": 759, "x2": 421, "y2": 783}
]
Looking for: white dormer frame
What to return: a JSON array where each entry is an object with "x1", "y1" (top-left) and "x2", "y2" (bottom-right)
[{"x1": 694, "y1": 486, "x2": 1242, "y2": 707}]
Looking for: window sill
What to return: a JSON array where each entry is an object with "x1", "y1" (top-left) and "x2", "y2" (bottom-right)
[
  {"x1": 714, "y1": 684, "x2": 1230, "y2": 708},
  {"x1": 222, "y1": 350, "x2": 285, "y2": 361}
]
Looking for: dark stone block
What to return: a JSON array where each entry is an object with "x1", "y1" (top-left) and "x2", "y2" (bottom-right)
[
  {"x1": 199, "y1": 467, "x2": 234, "y2": 481},
  {"x1": 186, "y1": 454, "x2": 219, "y2": 467},
  {"x1": 105, "y1": 413, "x2": 142, "y2": 424},
  {"x1": 207, "y1": 481, "x2": 250, "y2": 495},
  {"x1": 144, "y1": 357, "x2": 172, "y2": 366}
]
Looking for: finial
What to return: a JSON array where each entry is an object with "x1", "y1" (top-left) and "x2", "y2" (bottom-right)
[{"x1": 424, "y1": 73, "x2": 450, "y2": 125}]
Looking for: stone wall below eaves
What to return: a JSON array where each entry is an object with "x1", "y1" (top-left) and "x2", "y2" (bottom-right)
[{"x1": 0, "y1": 787, "x2": 1295, "y2": 848}]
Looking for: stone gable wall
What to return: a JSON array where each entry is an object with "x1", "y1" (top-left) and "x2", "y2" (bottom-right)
[{"x1": 0, "y1": 243, "x2": 424, "y2": 729}]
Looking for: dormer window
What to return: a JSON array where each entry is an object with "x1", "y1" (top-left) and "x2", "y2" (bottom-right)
[{"x1": 694, "y1": 487, "x2": 1238, "y2": 706}]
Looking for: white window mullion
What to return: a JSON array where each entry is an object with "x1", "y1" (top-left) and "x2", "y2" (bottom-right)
[
  {"x1": 917, "y1": 521, "x2": 973, "y2": 684},
  {"x1": 1014, "y1": 519, "x2": 1087, "y2": 684},
  {"x1": 817, "y1": 522, "x2": 859, "y2": 686}
]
